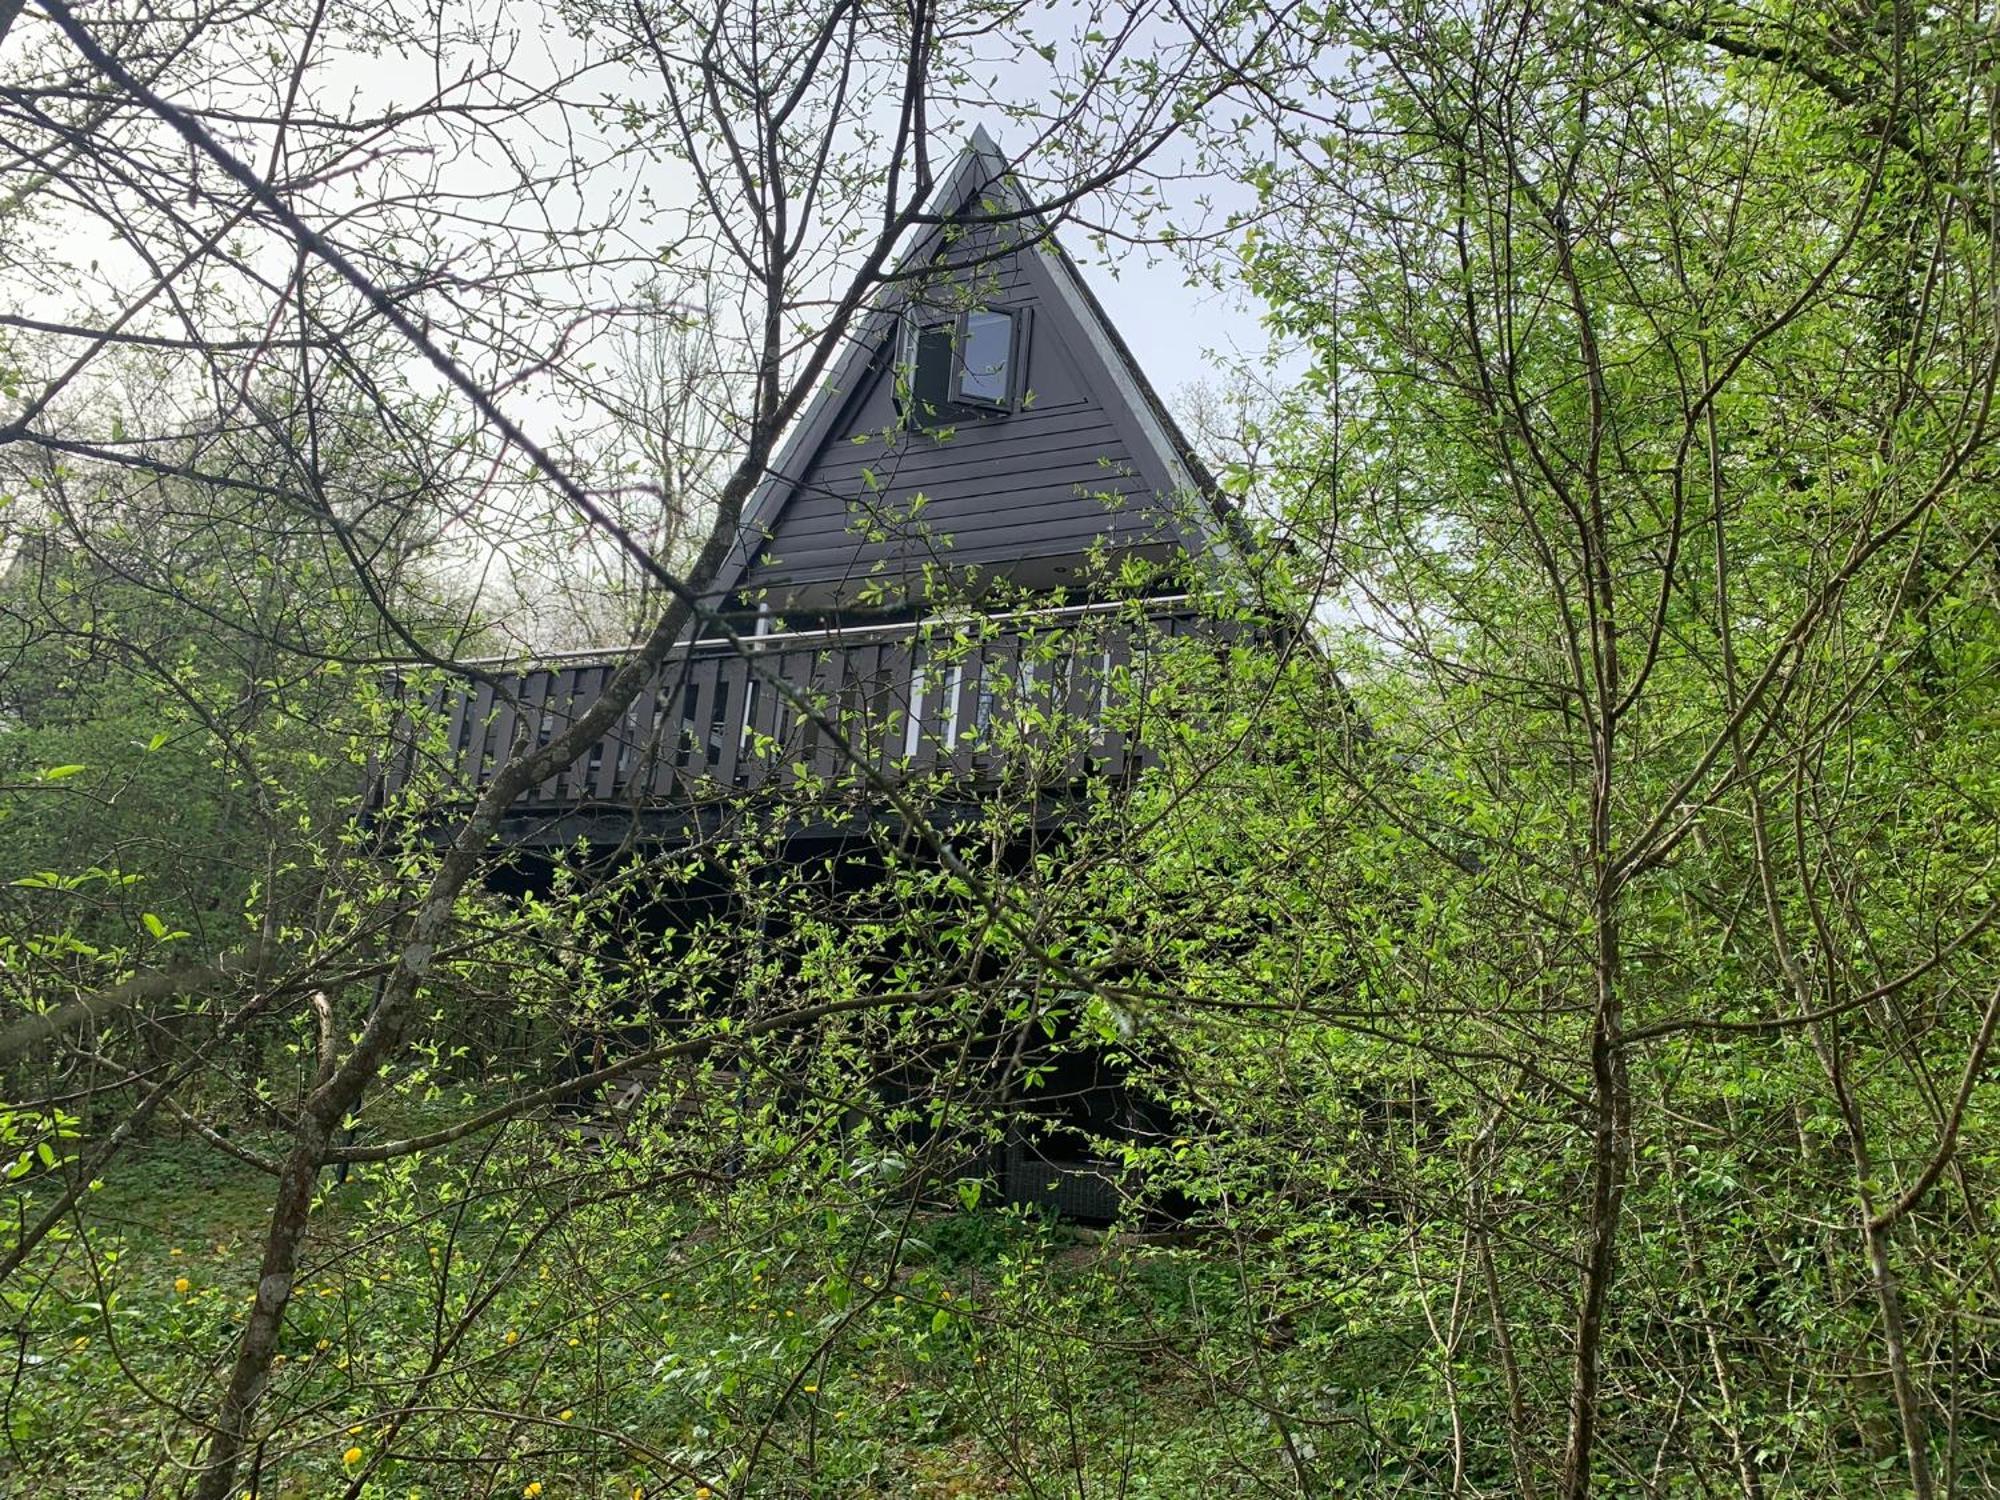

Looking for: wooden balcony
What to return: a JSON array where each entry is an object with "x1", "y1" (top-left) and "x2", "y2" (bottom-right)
[{"x1": 371, "y1": 600, "x2": 1203, "y2": 837}]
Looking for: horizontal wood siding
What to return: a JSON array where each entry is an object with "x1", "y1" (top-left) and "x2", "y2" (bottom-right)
[{"x1": 738, "y1": 233, "x2": 1189, "y2": 603}]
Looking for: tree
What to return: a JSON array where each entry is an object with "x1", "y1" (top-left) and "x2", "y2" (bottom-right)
[
  {"x1": 1100, "y1": 0, "x2": 2000, "y2": 1491},
  {"x1": 1, "y1": 0, "x2": 1296, "y2": 1492}
]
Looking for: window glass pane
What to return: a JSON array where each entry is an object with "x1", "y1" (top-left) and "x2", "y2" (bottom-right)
[
  {"x1": 909, "y1": 321, "x2": 955, "y2": 425},
  {"x1": 958, "y1": 309, "x2": 1013, "y2": 404}
]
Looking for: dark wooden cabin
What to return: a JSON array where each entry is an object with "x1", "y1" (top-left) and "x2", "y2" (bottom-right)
[{"x1": 373, "y1": 132, "x2": 1243, "y2": 1218}]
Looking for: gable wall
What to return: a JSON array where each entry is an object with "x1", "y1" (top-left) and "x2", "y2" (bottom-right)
[{"x1": 736, "y1": 232, "x2": 1187, "y2": 611}]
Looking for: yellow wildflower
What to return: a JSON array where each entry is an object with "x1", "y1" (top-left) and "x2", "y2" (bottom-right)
[
  {"x1": 173, "y1": 1277, "x2": 190, "y2": 1296},
  {"x1": 523, "y1": 1485, "x2": 543, "y2": 1499},
  {"x1": 504, "y1": 1328, "x2": 520, "y2": 1346},
  {"x1": 343, "y1": 1445, "x2": 363, "y2": 1466},
  {"x1": 558, "y1": 1409, "x2": 573, "y2": 1422}
]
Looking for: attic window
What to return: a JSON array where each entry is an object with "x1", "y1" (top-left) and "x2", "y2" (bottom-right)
[
  {"x1": 902, "y1": 307, "x2": 1021, "y2": 427},
  {"x1": 958, "y1": 310, "x2": 1014, "y2": 404}
]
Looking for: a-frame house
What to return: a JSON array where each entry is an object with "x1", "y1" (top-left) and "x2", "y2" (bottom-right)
[
  {"x1": 710, "y1": 127, "x2": 1235, "y2": 624},
  {"x1": 377, "y1": 131, "x2": 1238, "y2": 847},
  {"x1": 374, "y1": 136, "x2": 1241, "y2": 1216}
]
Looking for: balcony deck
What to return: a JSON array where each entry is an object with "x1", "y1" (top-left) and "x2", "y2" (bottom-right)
[{"x1": 371, "y1": 600, "x2": 1203, "y2": 844}]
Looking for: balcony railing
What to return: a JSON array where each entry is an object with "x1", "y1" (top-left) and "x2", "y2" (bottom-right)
[{"x1": 371, "y1": 600, "x2": 1203, "y2": 818}]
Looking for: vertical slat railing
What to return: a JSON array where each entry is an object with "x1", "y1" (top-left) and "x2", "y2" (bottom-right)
[
  {"x1": 555, "y1": 665, "x2": 597, "y2": 803},
  {"x1": 709, "y1": 654, "x2": 746, "y2": 790},
  {"x1": 972, "y1": 631, "x2": 1019, "y2": 780},
  {"x1": 809, "y1": 642, "x2": 850, "y2": 783},
  {"x1": 668, "y1": 658, "x2": 715, "y2": 796},
  {"x1": 442, "y1": 683, "x2": 472, "y2": 789},
  {"x1": 373, "y1": 674, "x2": 438, "y2": 804},
  {"x1": 482, "y1": 676, "x2": 518, "y2": 789},
  {"x1": 519, "y1": 669, "x2": 553, "y2": 786},
  {"x1": 903, "y1": 641, "x2": 937, "y2": 773},
  {"x1": 593, "y1": 667, "x2": 635, "y2": 802},
  {"x1": 741, "y1": 647, "x2": 783, "y2": 789},
  {"x1": 383, "y1": 603, "x2": 1201, "y2": 815},
  {"x1": 872, "y1": 638, "x2": 913, "y2": 777},
  {"x1": 462, "y1": 680, "x2": 496, "y2": 789},
  {"x1": 837, "y1": 640, "x2": 880, "y2": 787},
  {"x1": 622, "y1": 675, "x2": 664, "y2": 800},
  {"x1": 364, "y1": 676, "x2": 398, "y2": 805},
  {"x1": 1058, "y1": 629, "x2": 1095, "y2": 781},
  {"x1": 776, "y1": 644, "x2": 817, "y2": 787},
  {"x1": 535, "y1": 668, "x2": 576, "y2": 803},
  {"x1": 946, "y1": 635, "x2": 984, "y2": 780},
  {"x1": 1096, "y1": 626, "x2": 1133, "y2": 778}
]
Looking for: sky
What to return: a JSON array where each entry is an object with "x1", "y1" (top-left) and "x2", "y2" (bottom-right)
[
  {"x1": 1069, "y1": 230, "x2": 1270, "y2": 412},
  {"x1": 1, "y1": 0, "x2": 1289, "y2": 641},
  {"x1": 6, "y1": 0, "x2": 1280, "y2": 425}
]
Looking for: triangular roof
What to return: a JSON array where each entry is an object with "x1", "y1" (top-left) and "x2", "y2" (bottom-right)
[{"x1": 704, "y1": 130, "x2": 1238, "y2": 617}]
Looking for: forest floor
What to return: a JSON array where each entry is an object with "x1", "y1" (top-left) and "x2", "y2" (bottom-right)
[{"x1": 5, "y1": 1120, "x2": 1264, "y2": 1499}]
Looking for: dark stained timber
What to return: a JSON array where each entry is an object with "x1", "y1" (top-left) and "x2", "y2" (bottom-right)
[{"x1": 373, "y1": 601, "x2": 1197, "y2": 824}]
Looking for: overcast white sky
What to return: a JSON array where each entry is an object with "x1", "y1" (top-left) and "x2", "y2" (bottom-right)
[
  {"x1": 1074, "y1": 234, "x2": 1269, "y2": 410},
  {"x1": 2, "y1": 1, "x2": 1289, "y2": 642},
  {"x1": 8, "y1": 0, "x2": 1279, "y2": 422}
]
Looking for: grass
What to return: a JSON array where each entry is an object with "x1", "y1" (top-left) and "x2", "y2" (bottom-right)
[{"x1": 0, "y1": 1120, "x2": 1297, "y2": 1499}]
